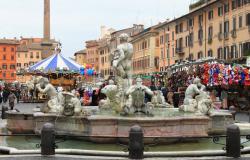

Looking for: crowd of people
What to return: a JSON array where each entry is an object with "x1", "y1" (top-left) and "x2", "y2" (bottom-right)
[{"x1": 0, "y1": 83, "x2": 21, "y2": 110}]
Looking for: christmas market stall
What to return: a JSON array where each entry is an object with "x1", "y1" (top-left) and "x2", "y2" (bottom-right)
[{"x1": 163, "y1": 58, "x2": 250, "y2": 111}]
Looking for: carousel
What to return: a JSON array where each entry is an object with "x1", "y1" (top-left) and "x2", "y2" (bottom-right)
[
  {"x1": 29, "y1": 52, "x2": 82, "y2": 90},
  {"x1": 26, "y1": 48, "x2": 95, "y2": 102}
]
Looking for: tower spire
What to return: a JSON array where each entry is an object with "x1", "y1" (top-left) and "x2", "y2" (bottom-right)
[{"x1": 44, "y1": 0, "x2": 50, "y2": 41}]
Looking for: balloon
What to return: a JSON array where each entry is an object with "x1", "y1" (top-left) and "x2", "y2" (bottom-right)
[
  {"x1": 84, "y1": 69, "x2": 87, "y2": 74},
  {"x1": 80, "y1": 67, "x2": 85, "y2": 75},
  {"x1": 87, "y1": 69, "x2": 93, "y2": 76},
  {"x1": 94, "y1": 71, "x2": 97, "y2": 75}
]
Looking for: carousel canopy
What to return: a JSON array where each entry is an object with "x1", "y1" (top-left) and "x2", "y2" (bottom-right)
[{"x1": 29, "y1": 53, "x2": 82, "y2": 73}]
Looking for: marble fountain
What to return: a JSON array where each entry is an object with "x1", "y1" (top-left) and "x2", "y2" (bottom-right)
[{"x1": 6, "y1": 33, "x2": 235, "y2": 144}]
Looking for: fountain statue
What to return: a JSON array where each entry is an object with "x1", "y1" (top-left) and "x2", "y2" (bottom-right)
[
  {"x1": 35, "y1": 77, "x2": 63, "y2": 113},
  {"x1": 151, "y1": 90, "x2": 173, "y2": 108},
  {"x1": 100, "y1": 33, "x2": 156, "y2": 116},
  {"x1": 123, "y1": 77, "x2": 154, "y2": 116},
  {"x1": 99, "y1": 79, "x2": 121, "y2": 113},
  {"x1": 35, "y1": 77, "x2": 83, "y2": 116},
  {"x1": 179, "y1": 77, "x2": 214, "y2": 115}
]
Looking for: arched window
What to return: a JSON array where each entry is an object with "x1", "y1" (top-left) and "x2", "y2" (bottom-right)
[
  {"x1": 208, "y1": 50, "x2": 213, "y2": 57},
  {"x1": 198, "y1": 51, "x2": 203, "y2": 59}
]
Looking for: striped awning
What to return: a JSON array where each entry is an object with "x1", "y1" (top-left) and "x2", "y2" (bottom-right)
[{"x1": 29, "y1": 53, "x2": 81, "y2": 73}]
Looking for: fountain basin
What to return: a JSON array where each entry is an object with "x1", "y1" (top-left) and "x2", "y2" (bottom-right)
[{"x1": 6, "y1": 108, "x2": 234, "y2": 144}]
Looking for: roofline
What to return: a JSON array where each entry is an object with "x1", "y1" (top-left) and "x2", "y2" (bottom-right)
[
  {"x1": 155, "y1": 0, "x2": 219, "y2": 29},
  {"x1": 131, "y1": 30, "x2": 158, "y2": 43},
  {"x1": 111, "y1": 27, "x2": 134, "y2": 35}
]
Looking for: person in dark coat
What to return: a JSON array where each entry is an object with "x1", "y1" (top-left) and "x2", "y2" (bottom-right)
[
  {"x1": 3, "y1": 88, "x2": 10, "y2": 103},
  {"x1": 90, "y1": 90, "x2": 99, "y2": 106}
]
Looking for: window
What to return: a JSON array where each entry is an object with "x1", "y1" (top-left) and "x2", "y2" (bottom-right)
[
  {"x1": 224, "y1": 46, "x2": 229, "y2": 59},
  {"x1": 232, "y1": 0, "x2": 237, "y2": 10},
  {"x1": 160, "y1": 35, "x2": 164, "y2": 45},
  {"x1": 208, "y1": 26, "x2": 213, "y2": 38},
  {"x1": 188, "y1": 18, "x2": 194, "y2": 27},
  {"x1": 18, "y1": 53, "x2": 20, "y2": 58},
  {"x1": 247, "y1": 13, "x2": 250, "y2": 26},
  {"x1": 172, "y1": 48, "x2": 175, "y2": 57},
  {"x1": 155, "y1": 38, "x2": 159, "y2": 47},
  {"x1": 198, "y1": 29, "x2": 203, "y2": 41},
  {"x1": 10, "y1": 65, "x2": 15, "y2": 69},
  {"x1": 224, "y1": 3, "x2": 229, "y2": 13},
  {"x1": 218, "y1": 6, "x2": 223, "y2": 16},
  {"x1": 224, "y1": 21, "x2": 229, "y2": 33},
  {"x1": 244, "y1": 0, "x2": 250, "y2": 5},
  {"x1": 25, "y1": 53, "x2": 27, "y2": 58},
  {"x1": 11, "y1": 73, "x2": 14, "y2": 77},
  {"x1": 208, "y1": 10, "x2": 213, "y2": 20},
  {"x1": 185, "y1": 36, "x2": 189, "y2": 47},
  {"x1": 239, "y1": 16, "x2": 243, "y2": 28},
  {"x1": 238, "y1": 0, "x2": 242, "y2": 7},
  {"x1": 231, "y1": 45, "x2": 238, "y2": 58},
  {"x1": 217, "y1": 48, "x2": 223, "y2": 59},
  {"x1": 233, "y1": 17, "x2": 237, "y2": 30},
  {"x1": 189, "y1": 33, "x2": 194, "y2": 47},
  {"x1": 11, "y1": 55, "x2": 14, "y2": 60},
  {"x1": 161, "y1": 48, "x2": 164, "y2": 59},
  {"x1": 2, "y1": 64, "x2": 7, "y2": 70},
  {"x1": 189, "y1": 54, "x2": 194, "y2": 61},
  {"x1": 30, "y1": 52, "x2": 33, "y2": 58},
  {"x1": 24, "y1": 63, "x2": 28, "y2": 67},
  {"x1": 3, "y1": 47, "x2": 6, "y2": 52},
  {"x1": 239, "y1": 43, "x2": 243, "y2": 57},
  {"x1": 17, "y1": 63, "x2": 21, "y2": 67},
  {"x1": 166, "y1": 49, "x2": 170, "y2": 58},
  {"x1": 219, "y1": 23, "x2": 223, "y2": 33},
  {"x1": 180, "y1": 23, "x2": 183, "y2": 32},
  {"x1": 175, "y1": 25, "x2": 179, "y2": 34},
  {"x1": 2, "y1": 73, "x2": 6, "y2": 78},
  {"x1": 172, "y1": 32, "x2": 174, "y2": 40},
  {"x1": 11, "y1": 48, "x2": 14, "y2": 52},
  {"x1": 3, "y1": 55, "x2": 6, "y2": 60},
  {"x1": 208, "y1": 50, "x2": 213, "y2": 57},
  {"x1": 36, "y1": 52, "x2": 39, "y2": 59},
  {"x1": 198, "y1": 52, "x2": 203, "y2": 59},
  {"x1": 165, "y1": 34, "x2": 169, "y2": 44},
  {"x1": 199, "y1": 14, "x2": 203, "y2": 26}
]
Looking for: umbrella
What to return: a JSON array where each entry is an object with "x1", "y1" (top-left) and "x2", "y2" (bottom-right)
[{"x1": 29, "y1": 53, "x2": 81, "y2": 73}]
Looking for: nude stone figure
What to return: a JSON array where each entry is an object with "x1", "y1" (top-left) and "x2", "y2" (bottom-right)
[
  {"x1": 123, "y1": 78, "x2": 154, "y2": 116},
  {"x1": 179, "y1": 77, "x2": 214, "y2": 115}
]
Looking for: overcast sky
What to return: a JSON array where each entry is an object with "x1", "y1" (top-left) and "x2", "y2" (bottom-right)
[{"x1": 0, "y1": 0, "x2": 192, "y2": 58}]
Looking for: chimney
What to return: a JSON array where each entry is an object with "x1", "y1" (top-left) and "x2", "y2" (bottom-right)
[{"x1": 44, "y1": 0, "x2": 50, "y2": 41}]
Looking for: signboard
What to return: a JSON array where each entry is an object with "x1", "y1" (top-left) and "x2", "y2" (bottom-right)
[{"x1": 247, "y1": 56, "x2": 250, "y2": 67}]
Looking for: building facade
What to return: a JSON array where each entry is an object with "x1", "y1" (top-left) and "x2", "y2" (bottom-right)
[
  {"x1": 156, "y1": 0, "x2": 250, "y2": 71},
  {"x1": 0, "y1": 39, "x2": 19, "y2": 82},
  {"x1": 98, "y1": 38, "x2": 111, "y2": 79},
  {"x1": 74, "y1": 49, "x2": 87, "y2": 66},
  {"x1": 85, "y1": 40, "x2": 100, "y2": 72},
  {"x1": 131, "y1": 26, "x2": 160, "y2": 75},
  {"x1": 110, "y1": 24, "x2": 144, "y2": 52}
]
